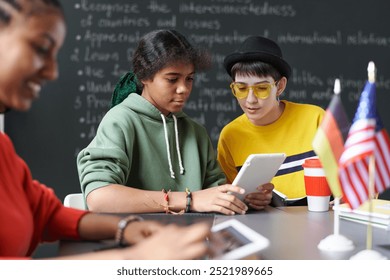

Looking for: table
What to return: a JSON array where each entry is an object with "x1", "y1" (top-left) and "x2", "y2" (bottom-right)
[{"x1": 59, "y1": 206, "x2": 390, "y2": 259}]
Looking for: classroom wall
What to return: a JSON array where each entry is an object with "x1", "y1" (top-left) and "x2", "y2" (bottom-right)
[{"x1": 5, "y1": 0, "x2": 390, "y2": 201}]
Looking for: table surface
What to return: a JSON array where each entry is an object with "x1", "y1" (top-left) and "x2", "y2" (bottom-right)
[{"x1": 60, "y1": 206, "x2": 390, "y2": 260}]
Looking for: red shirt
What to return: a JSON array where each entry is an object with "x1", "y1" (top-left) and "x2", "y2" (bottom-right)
[{"x1": 0, "y1": 132, "x2": 87, "y2": 258}]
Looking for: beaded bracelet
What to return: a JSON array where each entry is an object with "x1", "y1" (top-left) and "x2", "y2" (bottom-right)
[
  {"x1": 162, "y1": 188, "x2": 171, "y2": 214},
  {"x1": 115, "y1": 215, "x2": 143, "y2": 247},
  {"x1": 185, "y1": 188, "x2": 192, "y2": 213},
  {"x1": 159, "y1": 188, "x2": 185, "y2": 215}
]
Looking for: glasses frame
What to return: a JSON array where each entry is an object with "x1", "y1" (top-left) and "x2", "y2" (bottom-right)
[{"x1": 230, "y1": 80, "x2": 278, "y2": 100}]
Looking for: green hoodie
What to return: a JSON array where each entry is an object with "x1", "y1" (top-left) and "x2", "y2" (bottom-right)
[{"x1": 77, "y1": 94, "x2": 226, "y2": 197}]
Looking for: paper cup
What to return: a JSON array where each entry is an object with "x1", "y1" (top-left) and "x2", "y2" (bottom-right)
[{"x1": 302, "y1": 158, "x2": 331, "y2": 212}]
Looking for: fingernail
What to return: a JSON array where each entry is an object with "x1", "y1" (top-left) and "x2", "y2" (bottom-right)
[{"x1": 241, "y1": 211, "x2": 246, "y2": 215}]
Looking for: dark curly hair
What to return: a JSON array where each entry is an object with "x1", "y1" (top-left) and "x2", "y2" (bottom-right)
[
  {"x1": 0, "y1": 0, "x2": 63, "y2": 24},
  {"x1": 133, "y1": 29, "x2": 211, "y2": 84}
]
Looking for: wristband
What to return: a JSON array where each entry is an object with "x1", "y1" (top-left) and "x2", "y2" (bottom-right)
[
  {"x1": 115, "y1": 215, "x2": 143, "y2": 247},
  {"x1": 185, "y1": 188, "x2": 192, "y2": 213}
]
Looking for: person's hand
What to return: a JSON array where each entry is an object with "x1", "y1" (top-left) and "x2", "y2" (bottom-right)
[
  {"x1": 123, "y1": 220, "x2": 164, "y2": 244},
  {"x1": 126, "y1": 223, "x2": 210, "y2": 260},
  {"x1": 192, "y1": 184, "x2": 248, "y2": 215},
  {"x1": 244, "y1": 183, "x2": 274, "y2": 210}
]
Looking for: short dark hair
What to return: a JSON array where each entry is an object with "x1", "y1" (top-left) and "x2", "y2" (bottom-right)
[
  {"x1": 132, "y1": 29, "x2": 211, "y2": 82},
  {"x1": 230, "y1": 61, "x2": 282, "y2": 82}
]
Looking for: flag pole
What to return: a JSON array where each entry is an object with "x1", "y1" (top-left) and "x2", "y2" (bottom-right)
[
  {"x1": 366, "y1": 61, "x2": 376, "y2": 251},
  {"x1": 349, "y1": 61, "x2": 386, "y2": 260},
  {"x1": 317, "y1": 78, "x2": 354, "y2": 256},
  {"x1": 333, "y1": 79, "x2": 341, "y2": 236}
]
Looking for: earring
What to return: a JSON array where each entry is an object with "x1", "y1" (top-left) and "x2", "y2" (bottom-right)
[{"x1": 276, "y1": 95, "x2": 280, "y2": 104}]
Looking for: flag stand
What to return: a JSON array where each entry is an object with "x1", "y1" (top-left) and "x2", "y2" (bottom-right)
[{"x1": 317, "y1": 196, "x2": 354, "y2": 256}]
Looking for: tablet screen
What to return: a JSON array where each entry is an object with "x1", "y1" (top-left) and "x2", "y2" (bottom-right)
[
  {"x1": 211, "y1": 225, "x2": 252, "y2": 255},
  {"x1": 210, "y1": 219, "x2": 270, "y2": 260}
]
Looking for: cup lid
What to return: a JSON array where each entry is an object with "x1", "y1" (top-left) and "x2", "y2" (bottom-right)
[{"x1": 302, "y1": 158, "x2": 322, "y2": 168}]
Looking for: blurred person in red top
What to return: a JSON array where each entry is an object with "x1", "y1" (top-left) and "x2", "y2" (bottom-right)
[{"x1": 0, "y1": 0, "x2": 209, "y2": 260}]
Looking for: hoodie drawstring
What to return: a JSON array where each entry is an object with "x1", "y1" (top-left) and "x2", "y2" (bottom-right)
[
  {"x1": 161, "y1": 114, "x2": 185, "y2": 179},
  {"x1": 173, "y1": 115, "x2": 185, "y2": 175}
]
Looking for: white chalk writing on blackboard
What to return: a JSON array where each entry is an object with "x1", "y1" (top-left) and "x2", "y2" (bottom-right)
[{"x1": 65, "y1": 0, "x2": 390, "y2": 157}]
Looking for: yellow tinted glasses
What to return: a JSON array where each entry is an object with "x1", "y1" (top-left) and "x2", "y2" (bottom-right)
[{"x1": 230, "y1": 81, "x2": 278, "y2": 99}]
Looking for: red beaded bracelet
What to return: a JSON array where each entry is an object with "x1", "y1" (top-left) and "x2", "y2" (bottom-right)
[{"x1": 162, "y1": 188, "x2": 171, "y2": 214}]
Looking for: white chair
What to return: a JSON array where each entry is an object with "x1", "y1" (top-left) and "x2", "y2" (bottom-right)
[{"x1": 63, "y1": 193, "x2": 86, "y2": 210}]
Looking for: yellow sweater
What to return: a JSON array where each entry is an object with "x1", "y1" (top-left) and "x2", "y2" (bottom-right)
[{"x1": 217, "y1": 101, "x2": 325, "y2": 199}]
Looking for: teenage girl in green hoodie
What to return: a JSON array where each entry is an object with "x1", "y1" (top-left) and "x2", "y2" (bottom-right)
[
  {"x1": 0, "y1": 1, "x2": 209, "y2": 260},
  {"x1": 77, "y1": 30, "x2": 273, "y2": 215}
]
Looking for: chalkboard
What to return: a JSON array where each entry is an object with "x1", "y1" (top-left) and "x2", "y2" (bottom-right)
[{"x1": 5, "y1": 0, "x2": 390, "y2": 201}]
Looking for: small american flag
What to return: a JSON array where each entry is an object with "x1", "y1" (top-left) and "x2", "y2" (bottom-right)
[{"x1": 339, "y1": 81, "x2": 390, "y2": 209}]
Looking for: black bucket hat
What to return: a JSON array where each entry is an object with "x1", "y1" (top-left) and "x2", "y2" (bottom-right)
[{"x1": 224, "y1": 36, "x2": 291, "y2": 79}]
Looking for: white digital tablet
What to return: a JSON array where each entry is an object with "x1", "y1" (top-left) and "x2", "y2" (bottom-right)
[
  {"x1": 232, "y1": 153, "x2": 286, "y2": 200},
  {"x1": 210, "y1": 219, "x2": 270, "y2": 260}
]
